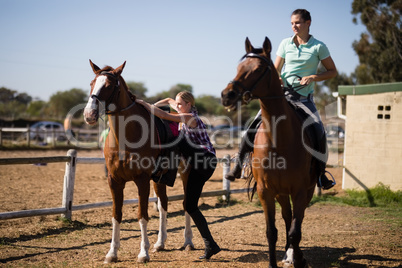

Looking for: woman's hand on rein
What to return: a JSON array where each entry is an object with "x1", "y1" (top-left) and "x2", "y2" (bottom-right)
[{"x1": 299, "y1": 75, "x2": 316, "y2": 85}]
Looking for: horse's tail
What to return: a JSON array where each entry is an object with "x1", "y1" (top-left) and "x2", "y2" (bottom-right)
[
  {"x1": 243, "y1": 152, "x2": 257, "y2": 201},
  {"x1": 247, "y1": 176, "x2": 257, "y2": 202}
]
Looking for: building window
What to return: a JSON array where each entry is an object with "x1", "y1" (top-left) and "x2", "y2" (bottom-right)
[{"x1": 377, "y1": 105, "x2": 391, "y2": 120}]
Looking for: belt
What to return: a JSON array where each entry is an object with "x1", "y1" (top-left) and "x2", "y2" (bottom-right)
[{"x1": 284, "y1": 89, "x2": 311, "y2": 101}]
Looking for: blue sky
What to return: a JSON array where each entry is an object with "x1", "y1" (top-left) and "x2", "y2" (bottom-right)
[{"x1": 0, "y1": 0, "x2": 366, "y2": 101}]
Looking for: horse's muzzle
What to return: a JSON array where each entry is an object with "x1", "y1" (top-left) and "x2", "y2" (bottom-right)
[
  {"x1": 83, "y1": 108, "x2": 99, "y2": 125},
  {"x1": 221, "y1": 89, "x2": 240, "y2": 111}
]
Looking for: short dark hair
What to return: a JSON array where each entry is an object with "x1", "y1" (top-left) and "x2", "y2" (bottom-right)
[{"x1": 292, "y1": 9, "x2": 311, "y2": 22}]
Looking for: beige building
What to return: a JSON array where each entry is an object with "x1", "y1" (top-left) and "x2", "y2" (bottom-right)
[{"x1": 338, "y1": 82, "x2": 402, "y2": 191}]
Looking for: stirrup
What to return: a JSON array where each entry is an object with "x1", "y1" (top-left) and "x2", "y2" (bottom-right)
[{"x1": 319, "y1": 171, "x2": 336, "y2": 190}]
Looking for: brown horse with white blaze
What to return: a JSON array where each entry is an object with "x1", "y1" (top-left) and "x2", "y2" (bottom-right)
[
  {"x1": 221, "y1": 38, "x2": 317, "y2": 268},
  {"x1": 83, "y1": 60, "x2": 194, "y2": 263}
]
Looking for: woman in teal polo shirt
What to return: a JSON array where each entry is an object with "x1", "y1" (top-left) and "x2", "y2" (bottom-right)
[
  {"x1": 226, "y1": 9, "x2": 337, "y2": 190},
  {"x1": 275, "y1": 9, "x2": 337, "y2": 96}
]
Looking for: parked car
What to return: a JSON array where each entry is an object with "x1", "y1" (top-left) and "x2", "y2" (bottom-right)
[
  {"x1": 211, "y1": 124, "x2": 231, "y2": 132},
  {"x1": 325, "y1": 125, "x2": 345, "y2": 139},
  {"x1": 29, "y1": 121, "x2": 66, "y2": 142},
  {"x1": 210, "y1": 125, "x2": 246, "y2": 149}
]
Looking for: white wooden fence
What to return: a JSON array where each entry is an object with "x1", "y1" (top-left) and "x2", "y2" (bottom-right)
[
  {"x1": 0, "y1": 127, "x2": 100, "y2": 147},
  {"x1": 0, "y1": 150, "x2": 248, "y2": 221}
]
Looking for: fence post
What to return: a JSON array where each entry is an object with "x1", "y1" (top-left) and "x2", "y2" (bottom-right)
[
  {"x1": 61, "y1": 149, "x2": 77, "y2": 220},
  {"x1": 52, "y1": 128, "x2": 56, "y2": 147},
  {"x1": 222, "y1": 154, "x2": 231, "y2": 201},
  {"x1": 26, "y1": 124, "x2": 31, "y2": 147}
]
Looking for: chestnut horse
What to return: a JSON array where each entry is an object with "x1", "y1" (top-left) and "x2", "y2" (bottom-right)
[
  {"x1": 83, "y1": 60, "x2": 194, "y2": 263},
  {"x1": 221, "y1": 38, "x2": 317, "y2": 268}
]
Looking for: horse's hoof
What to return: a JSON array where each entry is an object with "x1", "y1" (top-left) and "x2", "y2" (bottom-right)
[
  {"x1": 283, "y1": 262, "x2": 292, "y2": 268},
  {"x1": 185, "y1": 244, "x2": 195, "y2": 251},
  {"x1": 282, "y1": 248, "x2": 294, "y2": 264},
  {"x1": 293, "y1": 258, "x2": 309, "y2": 268},
  {"x1": 137, "y1": 256, "x2": 150, "y2": 263},
  {"x1": 104, "y1": 256, "x2": 118, "y2": 263},
  {"x1": 152, "y1": 245, "x2": 165, "y2": 252}
]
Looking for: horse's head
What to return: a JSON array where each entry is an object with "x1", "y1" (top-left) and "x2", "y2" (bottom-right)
[
  {"x1": 83, "y1": 60, "x2": 126, "y2": 125},
  {"x1": 221, "y1": 37, "x2": 275, "y2": 111}
]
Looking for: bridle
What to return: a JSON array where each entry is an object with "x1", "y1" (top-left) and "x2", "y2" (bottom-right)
[
  {"x1": 228, "y1": 53, "x2": 274, "y2": 104},
  {"x1": 91, "y1": 71, "x2": 135, "y2": 114},
  {"x1": 228, "y1": 53, "x2": 306, "y2": 103}
]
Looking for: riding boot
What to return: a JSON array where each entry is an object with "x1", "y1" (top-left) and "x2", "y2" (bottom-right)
[
  {"x1": 224, "y1": 133, "x2": 254, "y2": 181},
  {"x1": 225, "y1": 117, "x2": 260, "y2": 182},
  {"x1": 316, "y1": 135, "x2": 336, "y2": 190},
  {"x1": 189, "y1": 210, "x2": 221, "y2": 260}
]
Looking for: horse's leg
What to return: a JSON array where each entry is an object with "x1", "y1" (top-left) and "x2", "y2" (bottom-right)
[
  {"x1": 288, "y1": 192, "x2": 310, "y2": 268},
  {"x1": 179, "y1": 161, "x2": 194, "y2": 250},
  {"x1": 183, "y1": 211, "x2": 195, "y2": 250},
  {"x1": 134, "y1": 177, "x2": 151, "y2": 263},
  {"x1": 258, "y1": 185, "x2": 278, "y2": 268},
  {"x1": 152, "y1": 181, "x2": 168, "y2": 252},
  {"x1": 104, "y1": 177, "x2": 125, "y2": 264},
  {"x1": 276, "y1": 195, "x2": 294, "y2": 265}
]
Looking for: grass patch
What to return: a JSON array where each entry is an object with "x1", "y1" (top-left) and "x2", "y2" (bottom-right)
[
  {"x1": 311, "y1": 183, "x2": 402, "y2": 227},
  {"x1": 311, "y1": 183, "x2": 401, "y2": 208},
  {"x1": 252, "y1": 183, "x2": 401, "y2": 217}
]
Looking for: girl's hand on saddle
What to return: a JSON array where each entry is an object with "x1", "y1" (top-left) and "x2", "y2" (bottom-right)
[
  {"x1": 136, "y1": 99, "x2": 146, "y2": 105},
  {"x1": 136, "y1": 99, "x2": 151, "y2": 110}
]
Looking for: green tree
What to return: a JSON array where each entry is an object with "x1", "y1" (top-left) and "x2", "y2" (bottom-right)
[
  {"x1": 169, "y1": 84, "x2": 192, "y2": 97},
  {"x1": 352, "y1": 0, "x2": 402, "y2": 83},
  {"x1": 195, "y1": 95, "x2": 221, "y2": 115},
  {"x1": 149, "y1": 84, "x2": 193, "y2": 102},
  {"x1": 0, "y1": 100, "x2": 26, "y2": 119},
  {"x1": 26, "y1": 100, "x2": 47, "y2": 118},
  {"x1": 15, "y1": 92, "x2": 32, "y2": 105},
  {"x1": 0, "y1": 87, "x2": 17, "y2": 103},
  {"x1": 0, "y1": 87, "x2": 33, "y2": 118},
  {"x1": 48, "y1": 88, "x2": 87, "y2": 119},
  {"x1": 126, "y1": 81, "x2": 147, "y2": 98}
]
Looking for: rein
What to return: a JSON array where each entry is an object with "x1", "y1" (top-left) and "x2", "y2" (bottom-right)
[
  {"x1": 91, "y1": 71, "x2": 136, "y2": 115},
  {"x1": 229, "y1": 53, "x2": 306, "y2": 103}
]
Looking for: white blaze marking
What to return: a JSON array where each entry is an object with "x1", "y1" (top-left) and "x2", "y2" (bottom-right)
[{"x1": 85, "y1": 75, "x2": 107, "y2": 111}]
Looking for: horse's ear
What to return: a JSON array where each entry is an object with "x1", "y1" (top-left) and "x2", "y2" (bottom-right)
[
  {"x1": 245, "y1": 37, "x2": 254, "y2": 53},
  {"x1": 113, "y1": 61, "x2": 126, "y2": 76},
  {"x1": 89, "y1": 59, "x2": 101, "y2": 73},
  {"x1": 262, "y1": 37, "x2": 272, "y2": 56}
]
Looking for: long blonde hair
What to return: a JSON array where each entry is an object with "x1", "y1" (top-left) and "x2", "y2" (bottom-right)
[{"x1": 177, "y1": 91, "x2": 196, "y2": 111}]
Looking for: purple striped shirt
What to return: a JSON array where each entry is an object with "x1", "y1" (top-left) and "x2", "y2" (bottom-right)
[{"x1": 180, "y1": 111, "x2": 215, "y2": 155}]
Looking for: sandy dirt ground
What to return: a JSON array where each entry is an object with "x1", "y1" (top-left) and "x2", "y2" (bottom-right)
[{"x1": 0, "y1": 149, "x2": 401, "y2": 267}]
